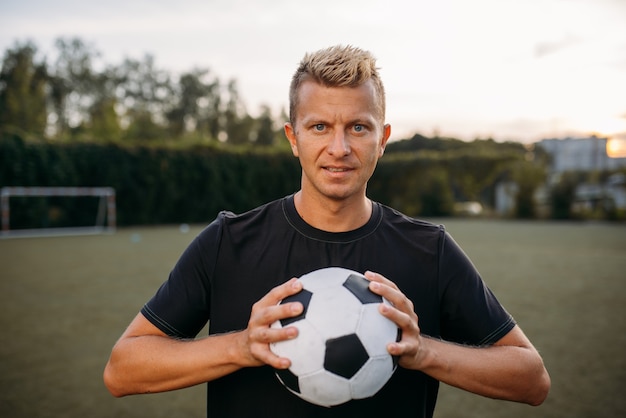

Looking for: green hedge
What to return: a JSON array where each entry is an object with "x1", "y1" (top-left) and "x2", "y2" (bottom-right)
[
  {"x1": 1, "y1": 134, "x2": 526, "y2": 228},
  {"x1": 0, "y1": 134, "x2": 302, "y2": 227}
]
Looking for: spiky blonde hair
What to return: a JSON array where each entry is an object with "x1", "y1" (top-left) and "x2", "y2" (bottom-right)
[{"x1": 288, "y1": 45, "x2": 386, "y2": 126}]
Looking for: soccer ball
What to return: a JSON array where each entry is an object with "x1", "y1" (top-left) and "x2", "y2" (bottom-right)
[{"x1": 270, "y1": 267, "x2": 400, "y2": 407}]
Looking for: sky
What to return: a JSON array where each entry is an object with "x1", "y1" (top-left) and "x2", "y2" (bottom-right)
[{"x1": 1, "y1": 0, "x2": 625, "y2": 144}]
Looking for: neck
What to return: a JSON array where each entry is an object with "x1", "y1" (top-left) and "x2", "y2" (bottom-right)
[{"x1": 293, "y1": 191, "x2": 372, "y2": 232}]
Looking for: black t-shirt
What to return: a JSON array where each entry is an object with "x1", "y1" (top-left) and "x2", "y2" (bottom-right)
[{"x1": 142, "y1": 195, "x2": 515, "y2": 417}]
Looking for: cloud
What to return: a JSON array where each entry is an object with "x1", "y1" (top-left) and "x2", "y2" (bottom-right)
[{"x1": 534, "y1": 34, "x2": 582, "y2": 58}]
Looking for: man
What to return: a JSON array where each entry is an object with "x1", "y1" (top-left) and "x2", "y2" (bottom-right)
[{"x1": 104, "y1": 45, "x2": 550, "y2": 417}]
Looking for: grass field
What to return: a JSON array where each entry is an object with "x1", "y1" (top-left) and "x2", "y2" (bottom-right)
[{"x1": 0, "y1": 220, "x2": 624, "y2": 417}]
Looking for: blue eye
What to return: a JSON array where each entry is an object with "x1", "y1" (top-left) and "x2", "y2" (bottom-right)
[
  {"x1": 354, "y1": 124, "x2": 364, "y2": 132},
  {"x1": 314, "y1": 124, "x2": 325, "y2": 131}
]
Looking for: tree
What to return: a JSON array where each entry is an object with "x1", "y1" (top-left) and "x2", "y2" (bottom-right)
[
  {"x1": 86, "y1": 66, "x2": 123, "y2": 142},
  {"x1": 49, "y1": 37, "x2": 101, "y2": 138},
  {"x1": 0, "y1": 37, "x2": 286, "y2": 147},
  {"x1": 511, "y1": 161, "x2": 546, "y2": 219},
  {"x1": 115, "y1": 54, "x2": 173, "y2": 141},
  {"x1": 549, "y1": 172, "x2": 579, "y2": 219},
  {"x1": 223, "y1": 79, "x2": 250, "y2": 144},
  {"x1": 419, "y1": 167, "x2": 454, "y2": 216},
  {"x1": 254, "y1": 104, "x2": 277, "y2": 146},
  {"x1": 0, "y1": 42, "x2": 48, "y2": 136},
  {"x1": 89, "y1": 96, "x2": 122, "y2": 141},
  {"x1": 166, "y1": 68, "x2": 219, "y2": 139}
]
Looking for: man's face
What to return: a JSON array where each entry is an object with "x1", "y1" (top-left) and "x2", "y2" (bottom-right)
[{"x1": 285, "y1": 79, "x2": 391, "y2": 203}]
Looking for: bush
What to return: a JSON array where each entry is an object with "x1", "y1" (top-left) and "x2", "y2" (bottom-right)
[{"x1": 1, "y1": 133, "x2": 531, "y2": 226}]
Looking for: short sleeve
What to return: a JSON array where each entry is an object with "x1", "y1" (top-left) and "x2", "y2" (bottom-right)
[
  {"x1": 438, "y1": 231, "x2": 515, "y2": 346},
  {"x1": 141, "y1": 215, "x2": 224, "y2": 338}
]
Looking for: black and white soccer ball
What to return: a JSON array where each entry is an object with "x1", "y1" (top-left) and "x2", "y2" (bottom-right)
[{"x1": 270, "y1": 267, "x2": 400, "y2": 407}]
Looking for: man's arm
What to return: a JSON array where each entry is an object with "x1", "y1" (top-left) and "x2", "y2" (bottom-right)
[
  {"x1": 366, "y1": 271, "x2": 550, "y2": 406},
  {"x1": 407, "y1": 325, "x2": 550, "y2": 405},
  {"x1": 103, "y1": 278, "x2": 303, "y2": 397}
]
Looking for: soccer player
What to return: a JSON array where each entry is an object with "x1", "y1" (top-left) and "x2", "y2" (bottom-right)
[{"x1": 104, "y1": 45, "x2": 550, "y2": 417}]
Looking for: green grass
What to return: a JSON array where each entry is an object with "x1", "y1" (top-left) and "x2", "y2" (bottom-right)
[{"x1": 0, "y1": 220, "x2": 624, "y2": 417}]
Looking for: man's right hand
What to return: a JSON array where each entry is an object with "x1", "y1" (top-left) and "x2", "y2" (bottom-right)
[{"x1": 240, "y1": 278, "x2": 304, "y2": 369}]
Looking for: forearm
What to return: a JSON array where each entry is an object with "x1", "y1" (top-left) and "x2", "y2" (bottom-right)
[
  {"x1": 416, "y1": 335, "x2": 550, "y2": 405},
  {"x1": 104, "y1": 279, "x2": 304, "y2": 398},
  {"x1": 368, "y1": 275, "x2": 550, "y2": 406},
  {"x1": 104, "y1": 331, "x2": 248, "y2": 397}
]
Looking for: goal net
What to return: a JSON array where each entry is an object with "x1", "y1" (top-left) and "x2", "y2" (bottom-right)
[{"x1": 1, "y1": 187, "x2": 116, "y2": 238}]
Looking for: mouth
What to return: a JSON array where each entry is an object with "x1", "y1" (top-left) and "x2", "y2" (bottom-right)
[{"x1": 324, "y1": 167, "x2": 351, "y2": 173}]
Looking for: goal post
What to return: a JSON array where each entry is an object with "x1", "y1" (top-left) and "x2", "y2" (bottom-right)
[{"x1": 1, "y1": 187, "x2": 116, "y2": 238}]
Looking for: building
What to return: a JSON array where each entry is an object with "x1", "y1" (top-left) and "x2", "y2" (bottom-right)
[
  {"x1": 537, "y1": 136, "x2": 626, "y2": 173},
  {"x1": 495, "y1": 136, "x2": 626, "y2": 217}
]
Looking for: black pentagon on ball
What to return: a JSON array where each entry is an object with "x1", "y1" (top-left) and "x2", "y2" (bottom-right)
[
  {"x1": 279, "y1": 288, "x2": 313, "y2": 327},
  {"x1": 324, "y1": 333, "x2": 369, "y2": 379},
  {"x1": 275, "y1": 368, "x2": 300, "y2": 394},
  {"x1": 393, "y1": 328, "x2": 403, "y2": 368},
  {"x1": 343, "y1": 274, "x2": 383, "y2": 304}
]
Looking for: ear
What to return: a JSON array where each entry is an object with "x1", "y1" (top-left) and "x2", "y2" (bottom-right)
[
  {"x1": 284, "y1": 123, "x2": 299, "y2": 157},
  {"x1": 379, "y1": 124, "x2": 391, "y2": 157}
]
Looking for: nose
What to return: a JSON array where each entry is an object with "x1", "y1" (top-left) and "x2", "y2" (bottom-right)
[{"x1": 327, "y1": 130, "x2": 350, "y2": 156}]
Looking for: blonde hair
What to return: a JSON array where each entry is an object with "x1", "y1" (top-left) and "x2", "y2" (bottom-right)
[{"x1": 288, "y1": 45, "x2": 386, "y2": 126}]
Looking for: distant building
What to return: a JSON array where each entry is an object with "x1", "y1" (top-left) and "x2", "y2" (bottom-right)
[
  {"x1": 494, "y1": 136, "x2": 626, "y2": 216},
  {"x1": 537, "y1": 136, "x2": 626, "y2": 173}
]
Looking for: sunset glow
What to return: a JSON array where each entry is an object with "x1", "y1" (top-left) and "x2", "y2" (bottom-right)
[{"x1": 607, "y1": 138, "x2": 626, "y2": 159}]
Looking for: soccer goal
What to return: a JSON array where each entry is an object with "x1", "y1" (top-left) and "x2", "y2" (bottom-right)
[{"x1": 1, "y1": 187, "x2": 116, "y2": 238}]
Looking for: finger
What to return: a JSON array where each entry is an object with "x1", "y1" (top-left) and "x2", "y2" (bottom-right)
[
  {"x1": 386, "y1": 340, "x2": 404, "y2": 356},
  {"x1": 251, "y1": 278, "x2": 302, "y2": 319},
  {"x1": 254, "y1": 345, "x2": 292, "y2": 369},
  {"x1": 262, "y1": 278, "x2": 303, "y2": 305},
  {"x1": 378, "y1": 301, "x2": 415, "y2": 329},
  {"x1": 367, "y1": 279, "x2": 408, "y2": 311},
  {"x1": 366, "y1": 275, "x2": 417, "y2": 319},
  {"x1": 249, "y1": 332, "x2": 295, "y2": 369},
  {"x1": 250, "y1": 296, "x2": 304, "y2": 328},
  {"x1": 250, "y1": 321, "x2": 299, "y2": 344},
  {"x1": 364, "y1": 270, "x2": 399, "y2": 290}
]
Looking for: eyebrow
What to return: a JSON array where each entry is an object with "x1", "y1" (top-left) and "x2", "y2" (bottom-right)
[{"x1": 300, "y1": 114, "x2": 377, "y2": 126}]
